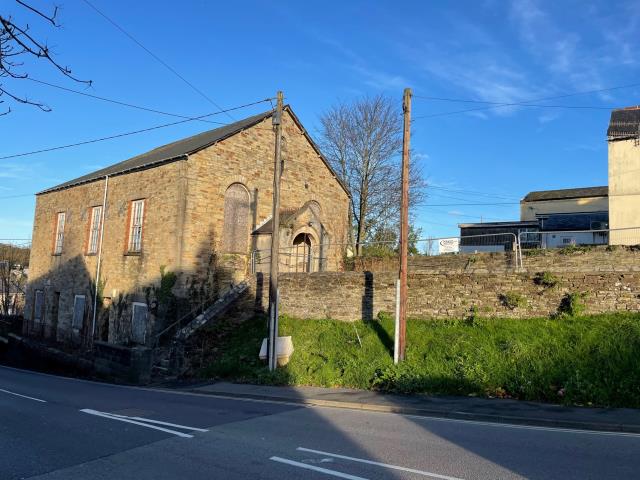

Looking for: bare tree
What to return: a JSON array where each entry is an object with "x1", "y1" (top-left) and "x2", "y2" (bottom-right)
[
  {"x1": 319, "y1": 94, "x2": 427, "y2": 254},
  {"x1": 0, "y1": 243, "x2": 29, "y2": 316},
  {"x1": 0, "y1": 1, "x2": 90, "y2": 115}
]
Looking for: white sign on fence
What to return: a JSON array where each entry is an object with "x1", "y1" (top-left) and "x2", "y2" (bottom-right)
[{"x1": 438, "y1": 237, "x2": 460, "y2": 254}]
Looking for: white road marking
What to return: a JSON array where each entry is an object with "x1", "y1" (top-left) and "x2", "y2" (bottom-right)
[
  {"x1": 104, "y1": 412, "x2": 209, "y2": 432},
  {"x1": 298, "y1": 447, "x2": 466, "y2": 480},
  {"x1": 0, "y1": 387, "x2": 47, "y2": 403},
  {"x1": 80, "y1": 409, "x2": 194, "y2": 438},
  {"x1": 4, "y1": 366, "x2": 639, "y2": 438},
  {"x1": 270, "y1": 456, "x2": 369, "y2": 480}
]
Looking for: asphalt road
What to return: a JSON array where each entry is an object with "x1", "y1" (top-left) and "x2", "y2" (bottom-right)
[{"x1": 1, "y1": 365, "x2": 639, "y2": 479}]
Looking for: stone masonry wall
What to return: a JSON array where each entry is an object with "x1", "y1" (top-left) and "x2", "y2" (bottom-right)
[
  {"x1": 26, "y1": 161, "x2": 185, "y2": 342},
  {"x1": 182, "y1": 110, "x2": 351, "y2": 285},
  {"x1": 26, "y1": 108, "x2": 350, "y2": 345},
  {"x1": 351, "y1": 246, "x2": 640, "y2": 274},
  {"x1": 268, "y1": 271, "x2": 640, "y2": 321}
]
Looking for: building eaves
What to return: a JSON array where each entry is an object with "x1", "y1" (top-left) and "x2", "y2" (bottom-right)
[
  {"x1": 37, "y1": 109, "x2": 276, "y2": 195},
  {"x1": 522, "y1": 186, "x2": 608, "y2": 203},
  {"x1": 607, "y1": 106, "x2": 640, "y2": 142},
  {"x1": 458, "y1": 221, "x2": 538, "y2": 228}
]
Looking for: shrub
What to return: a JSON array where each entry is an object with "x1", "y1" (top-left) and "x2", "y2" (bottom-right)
[
  {"x1": 559, "y1": 245, "x2": 592, "y2": 255},
  {"x1": 534, "y1": 271, "x2": 559, "y2": 288},
  {"x1": 500, "y1": 291, "x2": 526, "y2": 310},
  {"x1": 558, "y1": 292, "x2": 587, "y2": 317}
]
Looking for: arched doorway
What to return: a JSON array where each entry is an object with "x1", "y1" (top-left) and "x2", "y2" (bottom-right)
[{"x1": 292, "y1": 232, "x2": 313, "y2": 272}]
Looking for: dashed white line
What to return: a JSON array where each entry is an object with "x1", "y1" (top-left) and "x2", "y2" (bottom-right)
[
  {"x1": 298, "y1": 447, "x2": 466, "y2": 480},
  {"x1": 270, "y1": 456, "x2": 369, "y2": 480},
  {"x1": 80, "y1": 409, "x2": 195, "y2": 438},
  {"x1": 0, "y1": 387, "x2": 47, "y2": 403}
]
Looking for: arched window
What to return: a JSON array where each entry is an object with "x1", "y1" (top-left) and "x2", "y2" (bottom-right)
[{"x1": 222, "y1": 183, "x2": 250, "y2": 253}]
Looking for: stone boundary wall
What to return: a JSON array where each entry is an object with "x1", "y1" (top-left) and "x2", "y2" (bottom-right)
[
  {"x1": 266, "y1": 271, "x2": 640, "y2": 321},
  {"x1": 349, "y1": 245, "x2": 640, "y2": 274}
]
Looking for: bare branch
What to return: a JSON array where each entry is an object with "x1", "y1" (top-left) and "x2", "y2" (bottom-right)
[
  {"x1": 320, "y1": 94, "x2": 428, "y2": 254},
  {"x1": 16, "y1": 1, "x2": 59, "y2": 26},
  {"x1": 0, "y1": 3, "x2": 90, "y2": 114}
]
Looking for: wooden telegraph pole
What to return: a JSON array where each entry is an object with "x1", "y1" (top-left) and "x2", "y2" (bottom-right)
[
  {"x1": 268, "y1": 91, "x2": 284, "y2": 371},
  {"x1": 398, "y1": 88, "x2": 411, "y2": 362}
]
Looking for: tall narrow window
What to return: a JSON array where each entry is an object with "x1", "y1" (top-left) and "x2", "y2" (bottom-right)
[
  {"x1": 87, "y1": 205, "x2": 103, "y2": 254},
  {"x1": 72, "y1": 295, "x2": 86, "y2": 330},
  {"x1": 34, "y1": 290, "x2": 45, "y2": 323},
  {"x1": 131, "y1": 302, "x2": 148, "y2": 344},
  {"x1": 127, "y1": 199, "x2": 145, "y2": 253},
  {"x1": 222, "y1": 184, "x2": 250, "y2": 253},
  {"x1": 53, "y1": 212, "x2": 65, "y2": 255}
]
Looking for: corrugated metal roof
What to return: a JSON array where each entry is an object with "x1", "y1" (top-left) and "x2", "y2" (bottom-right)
[
  {"x1": 522, "y1": 186, "x2": 608, "y2": 202},
  {"x1": 38, "y1": 109, "x2": 275, "y2": 194},
  {"x1": 608, "y1": 106, "x2": 640, "y2": 141}
]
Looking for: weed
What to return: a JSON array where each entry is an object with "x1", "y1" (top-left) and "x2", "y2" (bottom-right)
[
  {"x1": 558, "y1": 292, "x2": 588, "y2": 317},
  {"x1": 559, "y1": 245, "x2": 592, "y2": 255},
  {"x1": 534, "y1": 271, "x2": 560, "y2": 288},
  {"x1": 499, "y1": 291, "x2": 526, "y2": 310}
]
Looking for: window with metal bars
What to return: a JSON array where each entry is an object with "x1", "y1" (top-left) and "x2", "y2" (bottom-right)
[
  {"x1": 127, "y1": 199, "x2": 145, "y2": 253},
  {"x1": 87, "y1": 206, "x2": 102, "y2": 254},
  {"x1": 53, "y1": 212, "x2": 65, "y2": 255}
]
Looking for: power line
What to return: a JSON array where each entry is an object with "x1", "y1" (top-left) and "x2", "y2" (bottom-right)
[
  {"x1": 423, "y1": 202, "x2": 519, "y2": 206},
  {"x1": 427, "y1": 192, "x2": 520, "y2": 206},
  {"x1": 80, "y1": 0, "x2": 234, "y2": 121},
  {"x1": 428, "y1": 185, "x2": 519, "y2": 200},
  {"x1": 414, "y1": 81, "x2": 640, "y2": 119},
  {"x1": 0, "y1": 193, "x2": 35, "y2": 200},
  {"x1": 416, "y1": 98, "x2": 615, "y2": 110},
  {"x1": 27, "y1": 77, "x2": 228, "y2": 126},
  {"x1": 0, "y1": 98, "x2": 273, "y2": 160}
]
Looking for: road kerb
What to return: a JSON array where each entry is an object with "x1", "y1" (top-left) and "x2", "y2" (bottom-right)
[{"x1": 183, "y1": 388, "x2": 640, "y2": 435}]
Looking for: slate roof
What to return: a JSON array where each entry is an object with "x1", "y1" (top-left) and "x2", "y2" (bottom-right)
[
  {"x1": 522, "y1": 186, "x2": 608, "y2": 202},
  {"x1": 253, "y1": 207, "x2": 303, "y2": 235},
  {"x1": 608, "y1": 107, "x2": 640, "y2": 141},
  {"x1": 38, "y1": 107, "x2": 350, "y2": 197}
]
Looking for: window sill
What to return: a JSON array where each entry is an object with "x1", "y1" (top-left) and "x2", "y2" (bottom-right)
[
  {"x1": 85, "y1": 253, "x2": 97, "y2": 257},
  {"x1": 124, "y1": 251, "x2": 142, "y2": 256},
  {"x1": 52, "y1": 253, "x2": 62, "y2": 256}
]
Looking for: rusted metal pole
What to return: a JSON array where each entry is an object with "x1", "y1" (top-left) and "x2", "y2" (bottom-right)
[
  {"x1": 398, "y1": 88, "x2": 411, "y2": 362},
  {"x1": 267, "y1": 91, "x2": 284, "y2": 371}
]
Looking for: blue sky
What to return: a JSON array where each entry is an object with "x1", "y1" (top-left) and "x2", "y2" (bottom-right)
[{"x1": 2, "y1": 0, "x2": 640, "y2": 241}]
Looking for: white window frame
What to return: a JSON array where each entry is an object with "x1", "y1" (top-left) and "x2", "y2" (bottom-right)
[
  {"x1": 127, "y1": 200, "x2": 145, "y2": 253},
  {"x1": 72, "y1": 294, "x2": 86, "y2": 330},
  {"x1": 87, "y1": 205, "x2": 103, "y2": 254},
  {"x1": 54, "y1": 212, "x2": 65, "y2": 255},
  {"x1": 131, "y1": 302, "x2": 148, "y2": 344}
]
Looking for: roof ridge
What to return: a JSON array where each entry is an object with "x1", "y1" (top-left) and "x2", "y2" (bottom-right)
[{"x1": 38, "y1": 108, "x2": 275, "y2": 194}]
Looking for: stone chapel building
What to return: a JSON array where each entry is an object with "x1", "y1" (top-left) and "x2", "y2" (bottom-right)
[{"x1": 24, "y1": 106, "x2": 350, "y2": 345}]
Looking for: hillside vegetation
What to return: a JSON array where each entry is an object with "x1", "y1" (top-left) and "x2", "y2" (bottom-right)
[{"x1": 200, "y1": 312, "x2": 640, "y2": 408}]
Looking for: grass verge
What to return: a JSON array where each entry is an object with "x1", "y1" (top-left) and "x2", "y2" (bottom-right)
[{"x1": 198, "y1": 312, "x2": 640, "y2": 408}]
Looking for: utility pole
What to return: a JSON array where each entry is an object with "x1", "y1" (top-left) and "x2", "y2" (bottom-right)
[
  {"x1": 267, "y1": 91, "x2": 284, "y2": 371},
  {"x1": 398, "y1": 88, "x2": 411, "y2": 362}
]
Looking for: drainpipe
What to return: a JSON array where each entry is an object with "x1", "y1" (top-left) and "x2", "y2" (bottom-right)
[{"x1": 91, "y1": 175, "x2": 109, "y2": 342}]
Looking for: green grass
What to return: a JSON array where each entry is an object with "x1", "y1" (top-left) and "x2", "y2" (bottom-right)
[{"x1": 199, "y1": 312, "x2": 640, "y2": 408}]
